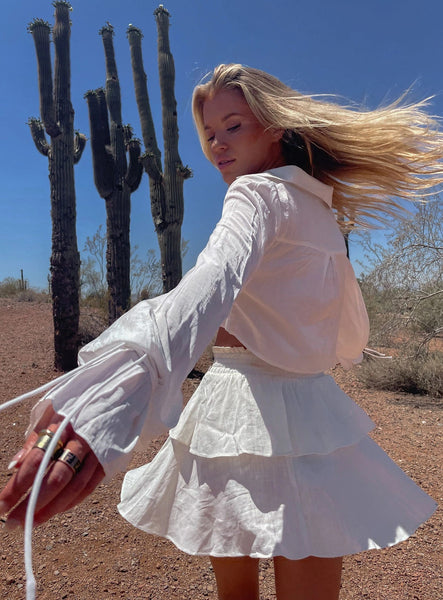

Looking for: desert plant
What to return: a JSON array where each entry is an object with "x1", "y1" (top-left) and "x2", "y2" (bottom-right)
[
  {"x1": 28, "y1": 1, "x2": 86, "y2": 370},
  {"x1": 127, "y1": 6, "x2": 191, "y2": 293},
  {"x1": 0, "y1": 277, "x2": 50, "y2": 303},
  {"x1": 356, "y1": 197, "x2": 442, "y2": 395},
  {"x1": 85, "y1": 24, "x2": 143, "y2": 324},
  {"x1": 131, "y1": 248, "x2": 162, "y2": 300},
  {"x1": 81, "y1": 225, "x2": 187, "y2": 304},
  {"x1": 0, "y1": 277, "x2": 24, "y2": 297},
  {"x1": 78, "y1": 308, "x2": 108, "y2": 347},
  {"x1": 358, "y1": 351, "x2": 443, "y2": 398},
  {"x1": 357, "y1": 197, "x2": 442, "y2": 350}
]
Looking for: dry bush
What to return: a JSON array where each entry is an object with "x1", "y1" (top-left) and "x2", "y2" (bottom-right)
[
  {"x1": 358, "y1": 350, "x2": 443, "y2": 398},
  {"x1": 16, "y1": 289, "x2": 50, "y2": 303},
  {"x1": 355, "y1": 198, "x2": 442, "y2": 397},
  {"x1": 0, "y1": 277, "x2": 49, "y2": 302},
  {"x1": 78, "y1": 308, "x2": 108, "y2": 347},
  {"x1": 0, "y1": 277, "x2": 24, "y2": 297}
]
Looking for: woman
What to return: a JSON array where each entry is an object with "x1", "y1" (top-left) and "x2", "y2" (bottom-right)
[{"x1": 1, "y1": 64, "x2": 442, "y2": 600}]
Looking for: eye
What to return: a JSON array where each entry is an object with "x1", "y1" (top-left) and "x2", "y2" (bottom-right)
[
  {"x1": 227, "y1": 124, "x2": 240, "y2": 133},
  {"x1": 206, "y1": 134, "x2": 215, "y2": 142}
]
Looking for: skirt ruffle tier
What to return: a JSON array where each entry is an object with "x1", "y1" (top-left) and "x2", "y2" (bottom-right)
[{"x1": 118, "y1": 348, "x2": 436, "y2": 559}]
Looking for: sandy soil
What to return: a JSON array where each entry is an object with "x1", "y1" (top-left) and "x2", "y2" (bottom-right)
[{"x1": 0, "y1": 298, "x2": 441, "y2": 599}]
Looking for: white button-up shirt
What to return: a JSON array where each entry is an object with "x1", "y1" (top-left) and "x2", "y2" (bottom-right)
[{"x1": 29, "y1": 165, "x2": 369, "y2": 476}]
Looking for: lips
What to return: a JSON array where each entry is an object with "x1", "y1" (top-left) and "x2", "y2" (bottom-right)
[{"x1": 217, "y1": 159, "x2": 235, "y2": 169}]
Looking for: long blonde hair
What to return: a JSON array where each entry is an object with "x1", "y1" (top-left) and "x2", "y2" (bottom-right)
[{"x1": 192, "y1": 63, "x2": 443, "y2": 226}]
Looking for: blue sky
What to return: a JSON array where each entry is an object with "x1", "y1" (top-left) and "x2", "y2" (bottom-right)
[{"x1": 1, "y1": 0, "x2": 443, "y2": 289}]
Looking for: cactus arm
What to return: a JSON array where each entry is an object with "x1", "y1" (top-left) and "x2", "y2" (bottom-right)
[
  {"x1": 127, "y1": 25, "x2": 163, "y2": 176},
  {"x1": 85, "y1": 89, "x2": 115, "y2": 198},
  {"x1": 154, "y1": 6, "x2": 189, "y2": 289},
  {"x1": 73, "y1": 131, "x2": 87, "y2": 164},
  {"x1": 100, "y1": 25, "x2": 127, "y2": 179},
  {"x1": 53, "y1": 2, "x2": 72, "y2": 131},
  {"x1": 154, "y1": 6, "x2": 188, "y2": 184},
  {"x1": 96, "y1": 88, "x2": 111, "y2": 147},
  {"x1": 28, "y1": 19, "x2": 61, "y2": 138},
  {"x1": 28, "y1": 117, "x2": 50, "y2": 156},
  {"x1": 125, "y1": 138, "x2": 143, "y2": 192},
  {"x1": 141, "y1": 151, "x2": 163, "y2": 182}
]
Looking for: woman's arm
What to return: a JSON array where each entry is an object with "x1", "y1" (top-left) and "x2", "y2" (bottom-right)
[{"x1": 0, "y1": 174, "x2": 282, "y2": 527}]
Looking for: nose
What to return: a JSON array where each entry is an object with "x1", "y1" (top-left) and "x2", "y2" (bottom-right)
[{"x1": 210, "y1": 133, "x2": 227, "y2": 153}]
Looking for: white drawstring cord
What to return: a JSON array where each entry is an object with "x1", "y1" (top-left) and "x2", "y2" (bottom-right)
[
  {"x1": 0, "y1": 371, "x2": 77, "y2": 412},
  {"x1": 0, "y1": 344, "x2": 145, "y2": 599},
  {"x1": 0, "y1": 390, "x2": 87, "y2": 600},
  {"x1": 24, "y1": 412, "x2": 73, "y2": 600}
]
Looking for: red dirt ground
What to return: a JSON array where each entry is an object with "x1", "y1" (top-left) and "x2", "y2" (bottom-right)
[{"x1": 0, "y1": 298, "x2": 441, "y2": 599}]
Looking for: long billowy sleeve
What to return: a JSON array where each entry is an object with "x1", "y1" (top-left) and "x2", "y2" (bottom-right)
[{"x1": 27, "y1": 177, "x2": 282, "y2": 477}]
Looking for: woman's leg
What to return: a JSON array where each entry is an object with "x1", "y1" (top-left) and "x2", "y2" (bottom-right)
[
  {"x1": 210, "y1": 556, "x2": 260, "y2": 600},
  {"x1": 274, "y1": 555, "x2": 343, "y2": 600}
]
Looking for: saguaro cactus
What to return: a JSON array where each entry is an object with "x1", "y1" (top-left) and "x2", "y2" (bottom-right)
[
  {"x1": 28, "y1": 1, "x2": 86, "y2": 371},
  {"x1": 127, "y1": 5, "x2": 191, "y2": 293},
  {"x1": 85, "y1": 24, "x2": 143, "y2": 324}
]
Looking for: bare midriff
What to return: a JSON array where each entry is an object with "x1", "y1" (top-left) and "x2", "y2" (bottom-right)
[{"x1": 214, "y1": 327, "x2": 246, "y2": 348}]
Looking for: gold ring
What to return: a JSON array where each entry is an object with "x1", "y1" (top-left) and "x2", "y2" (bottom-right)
[
  {"x1": 57, "y1": 449, "x2": 83, "y2": 474},
  {"x1": 33, "y1": 430, "x2": 64, "y2": 458}
]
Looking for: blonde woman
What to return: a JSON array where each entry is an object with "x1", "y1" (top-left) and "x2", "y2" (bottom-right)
[{"x1": 1, "y1": 64, "x2": 442, "y2": 600}]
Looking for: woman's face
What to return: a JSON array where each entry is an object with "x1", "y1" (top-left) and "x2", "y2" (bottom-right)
[{"x1": 202, "y1": 88, "x2": 285, "y2": 185}]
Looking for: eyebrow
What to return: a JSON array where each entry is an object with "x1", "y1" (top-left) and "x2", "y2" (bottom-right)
[{"x1": 203, "y1": 112, "x2": 242, "y2": 130}]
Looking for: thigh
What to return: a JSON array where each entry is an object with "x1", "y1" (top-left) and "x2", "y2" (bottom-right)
[
  {"x1": 274, "y1": 555, "x2": 343, "y2": 600},
  {"x1": 210, "y1": 556, "x2": 260, "y2": 600}
]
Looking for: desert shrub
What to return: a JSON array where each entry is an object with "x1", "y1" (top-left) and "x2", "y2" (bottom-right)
[
  {"x1": 0, "y1": 277, "x2": 49, "y2": 302},
  {"x1": 78, "y1": 308, "x2": 107, "y2": 347},
  {"x1": 0, "y1": 277, "x2": 23, "y2": 297},
  {"x1": 359, "y1": 280, "x2": 442, "y2": 350},
  {"x1": 81, "y1": 290, "x2": 109, "y2": 314},
  {"x1": 16, "y1": 289, "x2": 48, "y2": 302},
  {"x1": 355, "y1": 198, "x2": 442, "y2": 395},
  {"x1": 358, "y1": 350, "x2": 443, "y2": 398}
]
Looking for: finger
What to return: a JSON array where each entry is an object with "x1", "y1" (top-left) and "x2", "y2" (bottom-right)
[
  {"x1": 6, "y1": 436, "x2": 89, "y2": 524},
  {"x1": 8, "y1": 412, "x2": 65, "y2": 471},
  {"x1": 0, "y1": 424, "x2": 72, "y2": 514},
  {"x1": 34, "y1": 460, "x2": 105, "y2": 526},
  {"x1": 0, "y1": 448, "x2": 55, "y2": 517},
  {"x1": 63, "y1": 463, "x2": 105, "y2": 511},
  {"x1": 33, "y1": 405, "x2": 63, "y2": 435}
]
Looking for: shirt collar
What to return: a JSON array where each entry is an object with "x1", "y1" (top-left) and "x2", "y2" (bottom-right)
[{"x1": 264, "y1": 165, "x2": 333, "y2": 208}]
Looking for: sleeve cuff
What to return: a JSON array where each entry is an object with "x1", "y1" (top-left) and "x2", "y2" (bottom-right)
[{"x1": 27, "y1": 344, "x2": 167, "y2": 478}]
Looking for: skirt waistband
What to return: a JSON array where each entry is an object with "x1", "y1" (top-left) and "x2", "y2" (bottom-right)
[{"x1": 212, "y1": 347, "x2": 324, "y2": 380}]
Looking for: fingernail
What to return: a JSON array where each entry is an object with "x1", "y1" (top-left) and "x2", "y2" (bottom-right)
[
  {"x1": 7, "y1": 449, "x2": 25, "y2": 470},
  {"x1": 3, "y1": 518, "x2": 21, "y2": 531}
]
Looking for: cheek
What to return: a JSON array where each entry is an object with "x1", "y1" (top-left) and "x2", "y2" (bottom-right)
[{"x1": 250, "y1": 128, "x2": 276, "y2": 150}]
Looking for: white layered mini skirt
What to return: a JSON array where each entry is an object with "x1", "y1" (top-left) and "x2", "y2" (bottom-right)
[{"x1": 118, "y1": 348, "x2": 436, "y2": 559}]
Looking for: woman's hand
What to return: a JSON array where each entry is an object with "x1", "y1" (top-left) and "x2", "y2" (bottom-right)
[{"x1": 0, "y1": 405, "x2": 105, "y2": 529}]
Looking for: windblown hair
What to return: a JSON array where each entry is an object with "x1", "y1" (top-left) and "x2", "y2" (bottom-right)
[{"x1": 192, "y1": 63, "x2": 443, "y2": 226}]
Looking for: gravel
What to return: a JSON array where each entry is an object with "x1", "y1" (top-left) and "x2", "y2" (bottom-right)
[{"x1": 0, "y1": 298, "x2": 441, "y2": 599}]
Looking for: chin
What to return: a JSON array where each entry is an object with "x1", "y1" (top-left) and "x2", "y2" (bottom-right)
[{"x1": 221, "y1": 173, "x2": 236, "y2": 185}]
